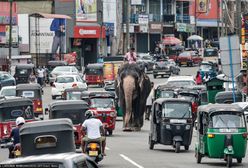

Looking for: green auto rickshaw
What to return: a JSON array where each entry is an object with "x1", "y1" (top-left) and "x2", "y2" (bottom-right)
[{"x1": 195, "y1": 104, "x2": 248, "y2": 167}]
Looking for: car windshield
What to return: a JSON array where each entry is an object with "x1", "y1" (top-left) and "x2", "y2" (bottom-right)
[
  {"x1": 200, "y1": 64, "x2": 212, "y2": 71},
  {"x1": 90, "y1": 98, "x2": 114, "y2": 108},
  {"x1": 159, "y1": 91, "x2": 174, "y2": 98},
  {"x1": 56, "y1": 77, "x2": 74, "y2": 83},
  {"x1": 212, "y1": 113, "x2": 245, "y2": 128},
  {"x1": 66, "y1": 92, "x2": 82, "y2": 100},
  {"x1": 52, "y1": 110, "x2": 86, "y2": 124},
  {"x1": 162, "y1": 103, "x2": 192, "y2": 118},
  {"x1": 53, "y1": 67, "x2": 71, "y2": 72},
  {"x1": 204, "y1": 49, "x2": 218, "y2": 57},
  {"x1": 0, "y1": 105, "x2": 33, "y2": 122},
  {"x1": 0, "y1": 88, "x2": 16, "y2": 96},
  {"x1": 167, "y1": 81, "x2": 195, "y2": 87}
]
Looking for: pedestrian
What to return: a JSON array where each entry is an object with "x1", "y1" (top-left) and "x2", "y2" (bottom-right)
[
  {"x1": 195, "y1": 71, "x2": 202, "y2": 85},
  {"x1": 28, "y1": 71, "x2": 37, "y2": 84},
  {"x1": 37, "y1": 66, "x2": 45, "y2": 87},
  {"x1": 124, "y1": 48, "x2": 137, "y2": 64},
  {"x1": 145, "y1": 82, "x2": 155, "y2": 120}
]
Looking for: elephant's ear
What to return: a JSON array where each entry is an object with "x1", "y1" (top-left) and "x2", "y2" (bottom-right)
[{"x1": 138, "y1": 74, "x2": 144, "y2": 89}]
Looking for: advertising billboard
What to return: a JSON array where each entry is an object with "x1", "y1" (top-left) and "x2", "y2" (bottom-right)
[
  {"x1": 76, "y1": 0, "x2": 97, "y2": 22},
  {"x1": 29, "y1": 17, "x2": 66, "y2": 54}
]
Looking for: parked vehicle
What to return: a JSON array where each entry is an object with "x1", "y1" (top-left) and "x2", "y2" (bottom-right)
[
  {"x1": 51, "y1": 74, "x2": 87, "y2": 100},
  {"x1": 47, "y1": 100, "x2": 88, "y2": 148},
  {"x1": 14, "y1": 64, "x2": 34, "y2": 84},
  {"x1": 177, "y1": 51, "x2": 203, "y2": 67},
  {"x1": 232, "y1": 102, "x2": 248, "y2": 122},
  {"x1": 215, "y1": 91, "x2": 243, "y2": 104},
  {"x1": 203, "y1": 48, "x2": 219, "y2": 63},
  {"x1": 168, "y1": 59, "x2": 180, "y2": 75},
  {"x1": 0, "y1": 97, "x2": 34, "y2": 148},
  {"x1": 167, "y1": 75, "x2": 196, "y2": 87},
  {"x1": 82, "y1": 91, "x2": 117, "y2": 135},
  {"x1": 16, "y1": 84, "x2": 43, "y2": 119},
  {"x1": 49, "y1": 66, "x2": 79, "y2": 85},
  {"x1": 85, "y1": 64, "x2": 104, "y2": 87},
  {"x1": 0, "y1": 86, "x2": 16, "y2": 97},
  {"x1": 136, "y1": 53, "x2": 154, "y2": 72},
  {"x1": 195, "y1": 104, "x2": 247, "y2": 167},
  {"x1": 63, "y1": 87, "x2": 86, "y2": 100},
  {"x1": 153, "y1": 59, "x2": 171, "y2": 78},
  {"x1": 0, "y1": 71, "x2": 16, "y2": 89},
  {"x1": 149, "y1": 98, "x2": 193, "y2": 153},
  {"x1": 199, "y1": 61, "x2": 218, "y2": 79}
]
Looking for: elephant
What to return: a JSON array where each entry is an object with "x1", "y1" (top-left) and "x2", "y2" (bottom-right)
[{"x1": 115, "y1": 63, "x2": 151, "y2": 131}]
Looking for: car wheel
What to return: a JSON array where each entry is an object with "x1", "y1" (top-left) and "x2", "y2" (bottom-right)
[
  {"x1": 52, "y1": 96, "x2": 56, "y2": 100},
  {"x1": 175, "y1": 142, "x2": 180, "y2": 153}
]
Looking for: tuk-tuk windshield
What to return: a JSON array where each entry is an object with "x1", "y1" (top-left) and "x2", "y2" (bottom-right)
[
  {"x1": 212, "y1": 113, "x2": 245, "y2": 128},
  {"x1": 66, "y1": 92, "x2": 82, "y2": 100},
  {"x1": 167, "y1": 81, "x2": 195, "y2": 87},
  {"x1": 162, "y1": 103, "x2": 192, "y2": 118},
  {"x1": 85, "y1": 68, "x2": 103, "y2": 75},
  {"x1": 52, "y1": 110, "x2": 85, "y2": 124},
  {"x1": 178, "y1": 94, "x2": 197, "y2": 102},
  {"x1": 0, "y1": 105, "x2": 33, "y2": 122},
  {"x1": 90, "y1": 98, "x2": 114, "y2": 108},
  {"x1": 159, "y1": 91, "x2": 174, "y2": 98},
  {"x1": 200, "y1": 64, "x2": 212, "y2": 71}
]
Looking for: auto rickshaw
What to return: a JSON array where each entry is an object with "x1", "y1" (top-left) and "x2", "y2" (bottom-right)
[
  {"x1": 149, "y1": 98, "x2": 193, "y2": 153},
  {"x1": 47, "y1": 100, "x2": 88, "y2": 148},
  {"x1": 82, "y1": 91, "x2": 117, "y2": 135},
  {"x1": 85, "y1": 63, "x2": 104, "y2": 87},
  {"x1": 195, "y1": 104, "x2": 248, "y2": 167},
  {"x1": 20, "y1": 118, "x2": 76, "y2": 156},
  {"x1": 16, "y1": 83, "x2": 43, "y2": 119},
  {"x1": 0, "y1": 97, "x2": 35, "y2": 148},
  {"x1": 63, "y1": 87, "x2": 87, "y2": 100},
  {"x1": 154, "y1": 84, "x2": 177, "y2": 101},
  {"x1": 14, "y1": 64, "x2": 35, "y2": 84},
  {"x1": 215, "y1": 91, "x2": 243, "y2": 104}
]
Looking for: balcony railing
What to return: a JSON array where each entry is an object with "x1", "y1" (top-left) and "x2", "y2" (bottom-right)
[{"x1": 176, "y1": 15, "x2": 190, "y2": 23}]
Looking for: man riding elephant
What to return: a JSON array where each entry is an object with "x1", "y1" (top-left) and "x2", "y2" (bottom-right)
[{"x1": 115, "y1": 63, "x2": 151, "y2": 131}]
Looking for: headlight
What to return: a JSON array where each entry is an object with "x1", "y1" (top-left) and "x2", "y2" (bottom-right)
[
  {"x1": 3, "y1": 129, "x2": 8, "y2": 135},
  {"x1": 185, "y1": 125, "x2": 191, "y2": 130},
  {"x1": 165, "y1": 125, "x2": 171, "y2": 129}
]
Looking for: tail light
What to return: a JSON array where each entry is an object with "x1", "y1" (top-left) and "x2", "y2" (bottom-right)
[
  {"x1": 192, "y1": 102, "x2": 198, "y2": 113},
  {"x1": 72, "y1": 83, "x2": 77, "y2": 88},
  {"x1": 242, "y1": 133, "x2": 248, "y2": 138},
  {"x1": 89, "y1": 143, "x2": 99, "y2": 150}
]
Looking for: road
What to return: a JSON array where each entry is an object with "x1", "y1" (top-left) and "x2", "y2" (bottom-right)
[{"x1": 1, "y1": 66, "x2": 248, "y2": 168}]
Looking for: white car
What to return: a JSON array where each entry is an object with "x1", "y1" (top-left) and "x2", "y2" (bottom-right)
[
  {"x1": 167, "y1": 75, "x2": 196, "y2": 87},
  {"x1": 0, "y1": 86, "x2": 16, "y2": 97},
  {"x1": 49, "y1": 66, "x2": 79, "y2": 85},
  {"x1": 51, "y1": 75, "x2": 87, "y2": 99},
  {"x1": 232, "y1": 102, "x2": 248, "y2": 122}
]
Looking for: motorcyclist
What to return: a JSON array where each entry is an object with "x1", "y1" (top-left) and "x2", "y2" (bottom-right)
[
  {"x1": 8, "y1": 117, "x2": 25, "y2": 158},
  {"x1": 81, "y1": 110, "x2": 106, "y2": 156}
]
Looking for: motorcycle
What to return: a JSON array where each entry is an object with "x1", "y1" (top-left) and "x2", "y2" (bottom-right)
[{"x1": 85, "y1": 139, "x2": 104, "y2": 163}]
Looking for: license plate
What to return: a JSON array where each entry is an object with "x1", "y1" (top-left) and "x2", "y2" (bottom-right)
[
  {"x1": 89, "y1": 151, "x2": 98, "y2": 156},
  {"x1": 157, "y1": 72, "x2": 166, "y2": 74},
  {"x1": 181, "y1": 62, "x2": 187, "y2": 65}
]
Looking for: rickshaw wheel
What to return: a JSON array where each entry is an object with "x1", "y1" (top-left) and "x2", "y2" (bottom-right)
[
  {"x1": 237, "y1": 158, "x2": 242, "y2": 163},
  {"x1": 226, "y1": 155, "x2": 232, "y2": 167},
  {"x1": 196, "y1": 152, "x2": 202, "y2": 164},
  {"x1": 184, "y1": 145, "x2": 189, "y2": 151},
  {"x1": 52, "y1": 96, "x2": 56, "y2": 100},
  {"x1": 175, "y1": 142, "x2": 180, "y2": 153}
]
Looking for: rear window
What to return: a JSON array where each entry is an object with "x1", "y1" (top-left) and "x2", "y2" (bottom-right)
[
  {"x1": 85, "y1": 68, "x2": 103, "y2": 75},
  {"x1": 0, "y1": 105, "x2": 33, "y2": 122},
  {"x1": 204, "y1": 49, "x2": 218, "y2": 57},
  {"x1": 0, "y1": 88, "x2": 16, "y2": 96},
  {"x1": 56, "y1": 77, "x2": 74, "y2": 83}
]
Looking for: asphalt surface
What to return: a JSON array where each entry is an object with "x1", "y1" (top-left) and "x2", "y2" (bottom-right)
[{"x1": 1, "y1": 66, "x2": 248, "y2": 168}]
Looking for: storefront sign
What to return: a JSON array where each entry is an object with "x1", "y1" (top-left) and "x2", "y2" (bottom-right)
[
  {"x1": 123, "y1": 24, "x2": 135, "y2": 33},
  {"x1": 176, "y1": 23, "x2": 187, "y2": 32},
  {"x1": 5, "y1": 25, "x2": 18, "y2": 43},
  {"x1": 149, "y1": 23, "x2": 162, "y2": 33},
  {"x1": 75, "y1": 0, "x2": 97, "y2": 22},
  {"x1": 0, "y1": 16, "x2": 17, "y2": 25},
  {"x1": 138, "y1": 15, "x2": 149, "y2": 25},
  {"x1": 74, "y1": 26, "x2": 106, "y2": 38},
  {"x1": 103, "y1": 22, "x2": 114, "y2": 36},
  {"x1": 139, "y1": 24, "x2": 148, "y2": 33}
]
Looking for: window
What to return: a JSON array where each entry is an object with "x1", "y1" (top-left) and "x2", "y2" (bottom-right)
[
  {"x1": 162, "y1": 103, "x2": 192, "y2": 118},
  {"x1": 56, "y1": 77, "x2": 74, "y2": 83},
  {"x1": 212, "y1": 113, "x2": 245, "y2": 128},
  {"x1": 163, "y1": 0, "x2": 172, "y2": 15}
]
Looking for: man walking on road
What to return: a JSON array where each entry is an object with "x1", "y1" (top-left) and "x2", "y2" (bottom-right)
[{"x1": 37, "y1": 66, "x2": 45, "y2": 87}]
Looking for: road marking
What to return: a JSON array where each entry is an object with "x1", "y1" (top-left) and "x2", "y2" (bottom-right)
[{"x1": 119, "y1": 154, "x2": 144, "y2": 168}]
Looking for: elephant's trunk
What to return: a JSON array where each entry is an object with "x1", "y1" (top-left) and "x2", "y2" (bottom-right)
[{"x1": 123, "y1": 75, "x2": 135, "y2": 128}]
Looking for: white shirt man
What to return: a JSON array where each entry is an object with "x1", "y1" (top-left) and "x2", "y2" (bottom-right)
[
  {"x1": 82, "y1": 118, "x2": 102, "y2": 139},
  {"x1": 37, "y1": 68, "x2": 45, "y2": 78}
]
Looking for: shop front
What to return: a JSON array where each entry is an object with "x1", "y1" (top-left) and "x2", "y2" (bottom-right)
[{"x1": 73, "y1": 26, "x2": 106, "y2": 66}]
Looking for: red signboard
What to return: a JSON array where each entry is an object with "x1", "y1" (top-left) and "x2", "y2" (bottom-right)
[{"x1": 74, "y1": 26, "x2": 106, "y2": 39}]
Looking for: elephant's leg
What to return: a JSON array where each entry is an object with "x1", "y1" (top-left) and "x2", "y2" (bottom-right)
[{"x1": 122, "y1": 75, "x2": 135, "y2": 131}]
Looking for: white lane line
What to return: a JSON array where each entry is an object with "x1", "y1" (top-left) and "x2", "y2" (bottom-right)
[
  {"x1": 106, "y1": 147, "x2": 110, "y2": 150},
  {"x1": 119, "y1": 154, "x2": 144, "y2": 168}
]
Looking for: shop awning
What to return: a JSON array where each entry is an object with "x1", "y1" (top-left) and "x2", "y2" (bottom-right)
[{"x1": 29, "y1": 13, "x2": 72, "y2": 19}]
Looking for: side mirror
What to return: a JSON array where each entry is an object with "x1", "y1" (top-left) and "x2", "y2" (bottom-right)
[{"x1": 45, "y1": 108, "x2": 49, "y2": 115}]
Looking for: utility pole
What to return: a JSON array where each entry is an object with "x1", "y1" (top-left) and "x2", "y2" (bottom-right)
[
  {"x1": 8, "y1": 0, "x2": 13, "y2": 72},
  {"x1": 125, "y1": 0, "x2": 131, "y2": 53}
]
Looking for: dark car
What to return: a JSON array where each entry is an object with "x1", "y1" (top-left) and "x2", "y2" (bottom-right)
[
  {"x1": 0, "y1": 71, "x2": 16, "y2": 89},
  {"x1": 152, "y1": 60, "x2": 171, "y2": 78},
  {"x1": 137, "y1": 53, "x2": 154, "y2": 73}
]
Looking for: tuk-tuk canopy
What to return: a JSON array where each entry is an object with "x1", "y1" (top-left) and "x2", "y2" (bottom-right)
[
  {"x1": 198, "y1": 104, "x2": 243, "y2": 114},
  {"x1": 15, "y1": 64, "x2": 35, "y2": 69},
  {"x1": 49, "y1": 100, "x2": 88, "y2": 111},
  {"x1": 82, "y1": 91, "x2": 115, "y2": 99},
  {"x1": 16, "y1": 83, "x2": 42, "y2": 91},
  {"x1": 215, "y1": 91, "x2": 243, "y2": 104},
  {"x1": 0, "y1": 97, "x2": 33, "y2": 108}
]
